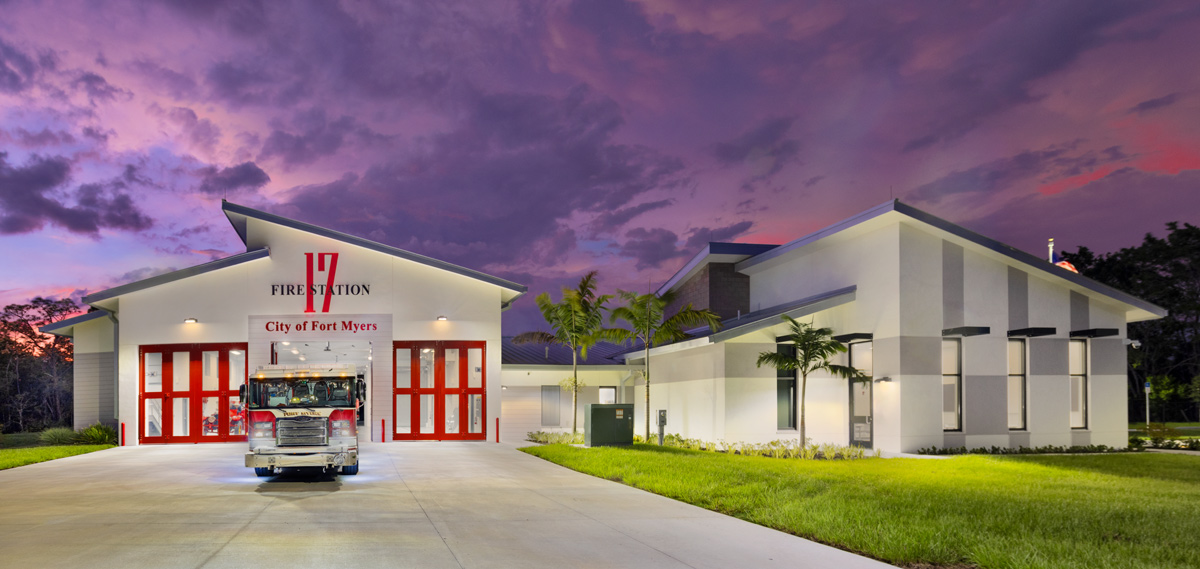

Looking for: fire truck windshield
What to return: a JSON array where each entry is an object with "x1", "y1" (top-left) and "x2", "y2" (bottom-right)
[{"x1": 247, "y1": 378, "x2": 355, "y2": 409}]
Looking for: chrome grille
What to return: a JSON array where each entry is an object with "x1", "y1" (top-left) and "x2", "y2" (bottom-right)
[{"x1": 276, "y1": 416, "x2": 327, "y2": 446}]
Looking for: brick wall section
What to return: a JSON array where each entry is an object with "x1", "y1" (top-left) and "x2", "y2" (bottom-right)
[
  {"x1": 707, "y1": 263, "x2": 751, "y2": 319},
  {"x1": 666, "y1": 265, "x2": 710, "y2": 318},
  {"x1": 664, "y1": 263, "x2": 751, "y2": 321}
]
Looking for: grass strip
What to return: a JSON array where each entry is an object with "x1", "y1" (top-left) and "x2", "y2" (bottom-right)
[
  {"x1": 0, "y1": 445, "x2": 114, "y2": 470},
  {"x1": 521, "y1": 443, "x2": 1199, "y2": 569}
]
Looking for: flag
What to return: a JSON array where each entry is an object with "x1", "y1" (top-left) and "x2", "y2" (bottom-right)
[{"x1": 1051, "y1": 251, "x2": 1078, "y2": 273}]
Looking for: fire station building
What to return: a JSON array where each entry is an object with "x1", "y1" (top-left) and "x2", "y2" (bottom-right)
[
  {"x1": 44, "y1": 199, "x2": 1165, "y2": 452},
  {"x1": 44, "y1": 201, "x2": 525, "y2": 444}
]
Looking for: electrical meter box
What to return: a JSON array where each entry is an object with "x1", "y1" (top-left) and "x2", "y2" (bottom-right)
[{"x1": 584, "y1": 403, "x2": 634, "y2": 447}]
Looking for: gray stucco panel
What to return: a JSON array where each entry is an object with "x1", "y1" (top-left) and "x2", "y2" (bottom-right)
[
  {"x1": 1070, "y1": 291, "x2": 1089, "y2": 332},
  {"x1": 1009, "y1": 431, "x2": 1031, "y2": 447},
  {"x1": 943, "y1": 241, "x2": 964, "y2": 329},
  {"x1": 964, "y1": 375, "x2": 1008, "y2": 436},
  {"x1": 1090, "y1": 339, "x2": 1126, "y2": 376},
  {"x1": 899, "y1": 336, "x2": 942, "y2": 376},
  {"x1": 1008, "y1": 267, "x2": 1028, "y2": 330},
  {"x1": 1029, "y1": 338, "x2": 1068, "y2": 376}
]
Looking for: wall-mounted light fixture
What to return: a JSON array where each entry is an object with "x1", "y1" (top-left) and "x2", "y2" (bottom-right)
[
  {"x1": 501, "y1": 385, "x2": 508, "y2": 390},
  {"x1": 183, "y1": 317, "x2": 198, "y2": 324},
  {"x1": 873, "y1": 376, "x2": 892, "y2": 383},
  {"x1": 437, "y1": 315, "x2": 448, "y2": 321}
]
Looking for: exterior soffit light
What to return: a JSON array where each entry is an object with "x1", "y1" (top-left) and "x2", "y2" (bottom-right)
[
  {"x1": 183, "y1": 317, "x2": 198, "y2": 324},
  {"x1": 437, "y1": 315, "x2": 448, "y2": 321}
]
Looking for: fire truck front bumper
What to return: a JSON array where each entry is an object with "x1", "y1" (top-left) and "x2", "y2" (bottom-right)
[{"x1": 245, "y1": 448, "x2": 358, "y2": 469}]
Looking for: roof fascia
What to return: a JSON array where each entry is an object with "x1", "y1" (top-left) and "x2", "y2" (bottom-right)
[
  {"x1": 736, "y1": 200, "x2": 899, "y2": 274},
  {"x1": 658, "y1": 242, "x2": 779, "y2": 295},
  {"x1": 39, "y1": 310, "x2": 110, "y2": 336},
  {"x1": 708, "y1": 285, "x2": 858, "y2": 344},
  {"x1": 889, "y1": 201, "x2": 1166, "y2": 320},
  {"x1": 221, "y1": 201, "x2": 527, "y2": 295},
  {"x1": 82, "y1": 248, "x2": 270, "y2": 305}
]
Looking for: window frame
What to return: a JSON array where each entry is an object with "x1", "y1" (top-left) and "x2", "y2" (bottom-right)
[
  {"x1": 776, "y1": 343, "x2": 797, "y2": 431},
  {"x1": 1007, "y1": 339, "x2": 1027, "y2": 431},
  {"x1": 1069, "y1": 339, "x2": 1088, "y2": 430},
  {"x1": 942, "y1": 338, "x2": 962, "y2": 432}
]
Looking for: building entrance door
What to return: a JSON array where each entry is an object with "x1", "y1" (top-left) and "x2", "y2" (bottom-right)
[
  {"x1": 392, "y1": 341, "x2": 486, "y2": 441},
  {"x1": 848, "y1": 341, "x2": 873, "y2": 448},
  {"x1": 140, "y1": 343, "x2": 248, "y2": 444}
]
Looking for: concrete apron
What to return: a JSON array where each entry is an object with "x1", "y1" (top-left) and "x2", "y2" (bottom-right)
[{"x1": 0, "y1": 441, "x2": 895, "y2": 569}]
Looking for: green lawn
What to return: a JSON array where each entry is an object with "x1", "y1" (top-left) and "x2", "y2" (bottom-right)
[
  {"x1": 0, "y1": 445, "x2": 114, "y2": 470},
  {"x1": 521, "y1": 444, "x2": 1199, "y2": 569},
  {"x1": 0, "y1": 432, "x2": 44, "y2": 449}
]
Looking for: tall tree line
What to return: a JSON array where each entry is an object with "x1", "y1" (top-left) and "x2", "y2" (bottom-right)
[
  {"x1": 0, "y1": 297, "x2": 77, "y2": 433},
  {"x1": 1062, "y1": 222, "x2": 1200, "y2": 423}
]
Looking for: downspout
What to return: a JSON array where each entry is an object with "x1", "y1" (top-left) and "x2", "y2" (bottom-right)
[{"x1": 105, "y1": 310, "x2": 119, "y2": 428}]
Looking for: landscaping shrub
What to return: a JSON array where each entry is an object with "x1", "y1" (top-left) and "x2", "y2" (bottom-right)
[
  {"x1": 39, "y1": 427, "x2": 78, "y2": 446},
  {"x1": 918, "y1": 444, "x2": 1135, "y2": 455},
  {"x1": 525, "y1": 431, "x2": 584, "y2": 444},
  {"x1": 77, "y1": 423, "x2": 118, "y2": 445}
]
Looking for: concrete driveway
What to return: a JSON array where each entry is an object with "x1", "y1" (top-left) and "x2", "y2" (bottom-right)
[{"x1": 0, "y1": 441, "x2": 894, "y2": 569}]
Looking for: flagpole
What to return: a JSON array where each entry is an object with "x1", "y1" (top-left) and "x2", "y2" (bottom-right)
[{"x1": 1048, "y1": 238, "x2": 1054, "y2": 263}]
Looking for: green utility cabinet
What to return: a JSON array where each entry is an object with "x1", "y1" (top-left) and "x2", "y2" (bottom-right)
[{"x1": 584, "y1": 404, "x2": 634, "y2": 447}]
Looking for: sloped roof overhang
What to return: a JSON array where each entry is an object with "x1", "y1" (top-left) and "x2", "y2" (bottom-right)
[
  {"x1": 83, "y1": 248, "x2": 271, "y2": 311},
  {"x1": 222, "y1": 201, "x2": 527, "y2": 307},
  {"x1": 735, "y1": 200, "x2": 1166, "y2": 323},
  {"x1": 39, "y1": 309, "x2": 111, "y2": 337}
]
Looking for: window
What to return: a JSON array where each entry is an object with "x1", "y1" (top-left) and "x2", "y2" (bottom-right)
[
  {"x1": 776, "y1": 344, "x2": 796, "y2": 430},
  {"x1": 540, "y1": 385, "x2": 561, "y2": 427},
  {"x1": 1069, "y1": 340, "x2": 1087, "y2": 429},
  {"x1": 598, "y1": 386, "x2": 616, "y2": 405},
  {"x1": 942, "y1": 339, "x2": 962, "y2": 431},
  {"x1": 1007, "y1": 339, "x2": 1026, "y2": 430}
]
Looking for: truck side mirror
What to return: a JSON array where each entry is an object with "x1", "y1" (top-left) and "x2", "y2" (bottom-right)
[{"x1": 239, "y1": 384, "x2": 246, "y2": 403}]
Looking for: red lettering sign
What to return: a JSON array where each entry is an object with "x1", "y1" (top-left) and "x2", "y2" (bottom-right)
[{"x1": 304, "y1": 252, "x2": 340, "y2": 313}]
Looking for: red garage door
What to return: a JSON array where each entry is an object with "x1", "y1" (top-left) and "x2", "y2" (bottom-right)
[{"x1": 140, "y1": 343, "x2": 248, "y2": 444}]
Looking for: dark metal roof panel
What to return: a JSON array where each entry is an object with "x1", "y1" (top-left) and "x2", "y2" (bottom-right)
[
  {"x1": 82, "y1": 248, "x2": 271, "y2": 304},
  {"x1": 222, "y1": 201, "x2": 527, "y2": 294},
  {"x1": 501, "y1": 337, "x2": 630, "y2": 366}
]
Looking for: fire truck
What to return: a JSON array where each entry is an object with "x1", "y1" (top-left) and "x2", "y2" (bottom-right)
[{"x1": 242, "y1": 364, "x2": 364, "y2": 477}]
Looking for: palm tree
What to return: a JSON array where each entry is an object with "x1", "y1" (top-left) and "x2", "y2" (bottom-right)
[
  {"x1": 605, "y1": 289, "x2": 722, "y2": 439},
  {"x1": 756, "y1": 315, "x2": 866, "y2": 446},
  {"x1": 513, "y1": 271, "x2": 611, "y2": 435}
]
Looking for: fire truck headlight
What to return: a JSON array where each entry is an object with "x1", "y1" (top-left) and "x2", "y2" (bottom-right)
[
  {"x1": 251, "y1": 421, "x2": 274, "y2": 438},
  {"x1": 331, "y1": 419, "x2": 353, "y2": 438}
]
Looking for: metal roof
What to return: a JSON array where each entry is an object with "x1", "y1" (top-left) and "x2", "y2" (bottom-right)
[
  {"x1": 82, "y1": 248, "x2": 271, "y2": 304},
  {"x1": 222, "y1": 201, "x2": 527, "y2": 296},
  {"x1": 708, "y1": 286, "x2": 858, "y2": 343},
  {"x1": 657, "y1": 242, "x2": 778, "y2": 296},
  {"x1": 501, "y1": 337, "x2": 631, "y2": 366},
  {"x1": 39, "y1": 309, "x2": 111, "y2": 337},
  {"x1": 736, "y1": 200, "x2": 1166, "y2": 320}
]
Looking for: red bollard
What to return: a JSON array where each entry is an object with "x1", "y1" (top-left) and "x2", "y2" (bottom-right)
[
  {"x1": 120, "y1": 422, "x2": 125, "y2": 446},
  {"x1": 495, "y1": 418, "x2": 500, "y2": 443},
  {"x1": 380, "y1": 419, "x2": 385, "y2": 442}
]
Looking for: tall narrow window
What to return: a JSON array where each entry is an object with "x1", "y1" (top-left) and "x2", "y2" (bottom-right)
[
  {"x1": 942, "y1": 339, "x2": 962, "y2": 431},
  {"x1": 1069, "y1": 340, "x2": 1087, "y2": 429},
  {"x1": 541, "y1": 385, "x2": 561, "y2": 427},
  {"x1": 776, "y1": 343, "x2": 796, "y2": 430},
  {"x1": 1007, "y1": 339, "x2": 1026, "y2": 430}
]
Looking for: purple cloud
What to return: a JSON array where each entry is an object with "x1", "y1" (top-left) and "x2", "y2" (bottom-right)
[
  {"x1": 0, "y1": 152, "x2": 152, "y2": 235},
  {"x1": 196, "y1": 162, "x2": 270, "y2": 195}
]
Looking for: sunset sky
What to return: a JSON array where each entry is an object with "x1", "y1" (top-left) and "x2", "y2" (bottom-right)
[{"x1": 2, "y1": 1, "x2": 1199, "y2": 333}]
